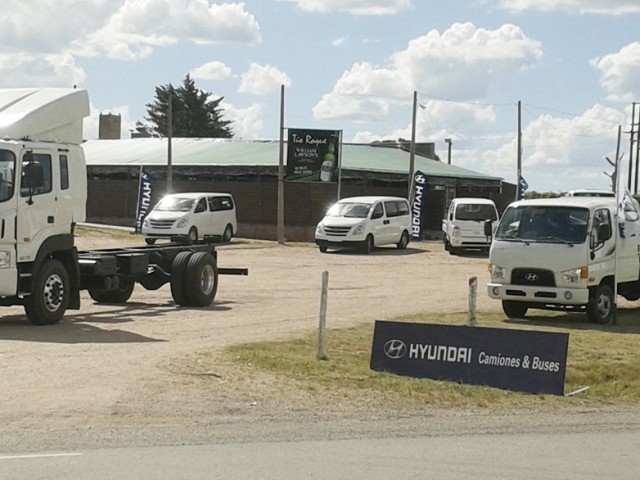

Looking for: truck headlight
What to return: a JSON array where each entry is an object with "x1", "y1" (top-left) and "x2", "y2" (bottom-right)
[
  {"x1": 491, "y1": 265, "x2": 505, "y2": 281},
  {"x1": 560, "y1": 268, "x2": 582, "y2": 284},
  {"x1": 176, "y1": 216, "x2": 189, "y2": 228},
  {"x1": 452, "y1": 226, "x2": 461, "y2": 237},
  {"x1": 0, "y1": 250, "x2": 10, "y2": 268},
  {"x1": 353, "y1": 224, "x2": 365, "y2": 236}
]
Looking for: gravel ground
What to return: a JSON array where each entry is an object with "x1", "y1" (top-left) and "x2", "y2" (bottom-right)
[{"x1": 0, "y1": 232, "x2": 638, "y2": 451}]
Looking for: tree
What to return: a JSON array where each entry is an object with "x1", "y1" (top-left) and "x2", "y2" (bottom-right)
[{"x1": 140, "y1": 75, "x2": 233, "y2": 138}]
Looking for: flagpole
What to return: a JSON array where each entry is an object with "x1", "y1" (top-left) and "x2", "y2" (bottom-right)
[{"x1": 613, "y1": 124, "x2": 622, "y2": 325}]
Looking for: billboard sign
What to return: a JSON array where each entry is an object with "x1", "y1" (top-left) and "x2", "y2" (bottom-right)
[{"x1": 286, "y1": 128, "x2": 340, "y2": 182}]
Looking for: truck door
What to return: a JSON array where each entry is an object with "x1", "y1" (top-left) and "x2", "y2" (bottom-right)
[
  {"x1": 617, "y1": 201, "x2": 640, "y2": 282},
  {"x1": 16, "y1": 149, "x2": 58, "y2": 263}
]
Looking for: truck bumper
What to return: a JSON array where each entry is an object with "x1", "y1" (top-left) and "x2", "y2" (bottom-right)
[{"x1": 487, "y1": 282, "x2": 590, "y2": 306}]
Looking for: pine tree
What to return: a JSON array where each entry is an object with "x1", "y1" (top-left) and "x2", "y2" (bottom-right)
[{"x1": 141, "y1": 75, "x2": 233, "y2": 138}]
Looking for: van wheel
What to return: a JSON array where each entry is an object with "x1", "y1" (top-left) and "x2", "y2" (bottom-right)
[
  {"x1": 587, "y1": 283, "x2": 614, "y2": 324},
  {"x1": 397, "y1": 231, "x2": 409, "y2": 249},
  {"x1": 502, "y1": 301, "x2": 528, "y2": 318},
  {"x1": 187, "y1": 227, "x2": 198, "y2": 245},
  {"x1": 319, "y1": 245, "x2": 328, "y2": 253},
  {"x1": 360, "y1": 235, "x2": 374, "y2": 254},
  {"x1": 222, "y1": 224, "x2": 233, "y2": 243},
  {"x1": 444, "y1": 237, "x2": 450, "y2": 251},
  {"x1": 145, "y1": 238, "x2": 156, "y2": 245}
]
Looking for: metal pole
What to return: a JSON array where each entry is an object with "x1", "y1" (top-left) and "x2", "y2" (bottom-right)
[
  {"x1": 516, "y1": 100, "x2": 522, "y2": 201},
  {"x1": 408, "y1": 91, "x2": 417, "y2": 199},
  {"x1": 635, "y1": 105, "x2": 640, "y2": 195},
  {"x1": 167, "y1": 87, "x2": 173, "y2": 194},
  {"x1": 277, "y1": 85, "x2": 285, "y2": 245},
  {"x1": 317, "y1": 270, "x2": 329, "y2": 361},
  {"x1": 628, "y1": 102, "x2": 635, "y2": 192},
  {"x1": 337, "y1": 130, "x2": 343, "y2": 200}
]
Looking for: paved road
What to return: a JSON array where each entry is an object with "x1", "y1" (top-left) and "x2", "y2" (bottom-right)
[{"x1": 1, "y1": 429, "x2": 639, "y2": 479}]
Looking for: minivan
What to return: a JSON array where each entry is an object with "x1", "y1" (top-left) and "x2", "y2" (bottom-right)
[
  {"x1": 442, "y1": 197, "x2": 499, "y2": 254},
  {"x1": 314, "y1": 196, "x2": 411, "y2": 254},
  {"x1": 142, "y1": 192, "x2": 237, "y2": 245}
]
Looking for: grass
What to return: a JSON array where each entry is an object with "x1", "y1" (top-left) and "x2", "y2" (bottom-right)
[{"x1": 222, "y1": 310, "x2": 640, "y2": 411}]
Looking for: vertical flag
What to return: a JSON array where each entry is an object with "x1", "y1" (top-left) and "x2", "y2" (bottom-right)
[
  {"x1": 410, "y1": 171, "x2": 427, "y2": 240},
  {"x1": 134, "y1": 170, "x2": 153, "y2": 234},
  {"x1": 517, "y1": 176, "x2": 528, "y2": 200}
]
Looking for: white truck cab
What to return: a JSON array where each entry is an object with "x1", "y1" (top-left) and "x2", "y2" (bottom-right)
[
  {"x1": 442, "y1": 197, "x2": 499, "y2": 254},
  {"x1": 487, "y1": 195, "x2": 640, "y2": 324}
]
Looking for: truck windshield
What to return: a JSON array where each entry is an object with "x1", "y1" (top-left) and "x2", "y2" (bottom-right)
[
  {"x1": 455, "y1": 203, "x2": 497, "y2": 221},
  {"x1": 155, "y1": 196, "x2": 195, "y2": 212},
  {"x1": 495, "y1": 206, "x2": 589, "y2": 244},
  {"x1": 327, "y1": 202, "x2": 371, "y2": 218},
  {"x1": 0, "y1": 149, "x2": 16, "y2": 202}
]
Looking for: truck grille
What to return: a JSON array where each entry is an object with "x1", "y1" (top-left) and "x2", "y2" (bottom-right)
[
  {"x1": 511, "y1": 268, "x2": 555, "y2": 287},
  {"x1": 148, "y1": 219, "x2": 175, "y2": 229},
  {"x1": 324, "y1": 226, "x2": 352, "y2": 237}
]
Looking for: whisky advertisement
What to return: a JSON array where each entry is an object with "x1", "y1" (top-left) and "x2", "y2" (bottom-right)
[{"x1": 286, "y1": 128, "x2": 340, "y2": 182}]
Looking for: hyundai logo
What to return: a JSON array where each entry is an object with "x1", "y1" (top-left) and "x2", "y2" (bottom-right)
[
  {"x1": 525, "y1": 273, "x2": 539, "y2": 282},
  {"x1": 384, "y1": 339, "x2": 407, "y2": 359}
]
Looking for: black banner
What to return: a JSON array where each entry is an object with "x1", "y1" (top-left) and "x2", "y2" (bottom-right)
[
  {"x1": 286, "y1": 128, "x2": 340, "y2": 182},
  {"x1": 410, "y1": 171, "x2": 426, "y2": 240},
  {"x1": 134, "y1": 170, "x2": 153, "y2": 234},
  {"x1": 370, "y1": 321, "x2": 569, "y2": 395}
]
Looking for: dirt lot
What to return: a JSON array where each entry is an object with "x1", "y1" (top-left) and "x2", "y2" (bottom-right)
[{"x1": 0, "y1": 233, "x2": 637, "y2": 445}]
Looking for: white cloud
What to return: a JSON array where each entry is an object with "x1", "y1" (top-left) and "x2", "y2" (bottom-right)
[
  {"x1": 191, "y1": 61, "x2": 232, "y2": 81},
  {"x1": 0, "y1": 53, "x2": 86, "y2": 88},
  {"x1": 591, "y1": 42, "x2": 640, "y2": 102},
  {"x1": 314, "y1": 23, "x2": 541, "y2": 121},
  {"x1": 239, "y1": 63, "x2": 291, "y2": 96},
  {"x1": 499, "y1": 0, "x2": 640, "y2": 15},
  {"x1": 276, "y1": 0, "x2": 412, "y2": 15},
  {"x1": 221, "y1": 102, "x2": 264, "y2": 139},
  {"x1": 74, "y1": 0, "x2": 261, "y2": 60}
]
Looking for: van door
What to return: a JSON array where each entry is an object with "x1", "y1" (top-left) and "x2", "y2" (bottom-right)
[
  {"x1": 192, "y1": 197, "x2": 209, "y2": 237},
  {"x1": 383, "y1": 200, "x2": 402, "y2": 243},
  {"x1": 368, "y1": 201, "x2": 388, "y2": 245}
]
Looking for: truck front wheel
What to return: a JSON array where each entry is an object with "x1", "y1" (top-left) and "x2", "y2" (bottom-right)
[
  {"x1": 25, "y1": 259, "x2": 69, "y2": 325},
  {"x1": 502, "y1": 300, "x2": 528, "y2": 319},
  {"x1": 587, "y1": 283, "x2": 614, "y2": 324}
]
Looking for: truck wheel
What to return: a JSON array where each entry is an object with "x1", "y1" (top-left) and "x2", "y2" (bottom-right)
[
  {"x1": 184, "y1": 252, "x2": 218, "y2": 306},
  {"x1": 587, "y1": 283, "x2": 614, "y2": 324},
  {"x1": 502, "y1": 300, "x2": 528, "y2": 319},
  {"x1": 360, "y1": 235, "x2": 374, "y2": 254},
  {"x1": 222, "y1": 224, "x2": 233, "y2": 243},
  {"x1": 170, "y1": 251, "x2": 193, "y2": 306},
  {"x1": 90, "y1": 279, "x2": 135, "y2": 304},
  {"x1": 24, "y1": 259, "x2": 69, "y2": 325},
  {"x1": 396, "y1": 231, "x2": 409, "y2": 250}
]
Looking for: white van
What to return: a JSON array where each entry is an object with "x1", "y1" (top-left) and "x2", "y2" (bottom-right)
[
  {"x1": 142, "y1": 192, "x2": 237, "y2": 245},
  {"x1": 442, "y1": 197, "x2": 499, "y2": 254},
  {"x1": 315, "y1": 196, "x2": 411, "y2": 254}
]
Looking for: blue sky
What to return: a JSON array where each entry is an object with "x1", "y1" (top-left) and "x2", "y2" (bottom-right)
[{"x1": 2, "y1": 0, "x2": 640, "y2": 192}]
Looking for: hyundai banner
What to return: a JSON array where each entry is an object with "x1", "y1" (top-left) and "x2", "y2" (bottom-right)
[
  {"x1": 411, "y1": 171, "x2": 427, "y2": 240},
  {"x1": 370, "y1": 321, "x2": 569, "y2": 395},
  {"x1": 134, "y1": 170, "x2": 153, "y2": 234}
]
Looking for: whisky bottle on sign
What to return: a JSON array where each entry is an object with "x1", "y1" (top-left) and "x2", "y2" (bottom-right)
[{"x1": 320, "y1": 138, "x2": 336, "y2": 182}]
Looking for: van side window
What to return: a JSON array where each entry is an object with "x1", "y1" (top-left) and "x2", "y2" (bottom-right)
[
  {"x1": 396, "y1": 200, "x2": 409, "y2": 216},
  {"x1": 371, "y1": 203, "x2": 384, "y2": 219},
  {"x1": 384, "y1": 201, "x2": 398, "y2": 217},
  {"x1": 194, "y1": 197, "x2": 208, "y2": 213},
  {"x1": 209, "y1": 196, "x2": 234, "y2": 211},
  {"x1": 60, "y1": 155, "x2": 69, "y2": 190}
]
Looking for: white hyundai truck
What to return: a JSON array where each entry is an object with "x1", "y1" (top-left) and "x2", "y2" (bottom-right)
[
  {"x1": 487, "y1": 195, "x2": 640, "y2": 324},
  {"x1": 0, "y1": 88, "x2": 246, "y2": 325}
]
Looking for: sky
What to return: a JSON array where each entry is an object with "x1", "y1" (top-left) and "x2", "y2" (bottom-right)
[{"x1": 2, "y1": 0, "x2": 640, "y2": 193}]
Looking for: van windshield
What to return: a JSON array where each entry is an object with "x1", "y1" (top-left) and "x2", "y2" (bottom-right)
[
  {"x1": 327, "y1": 202, "x2": 371, "y2": 218},
  {"x1": 455, "y1": 203, "x2": 497, "y2": 221},
  {"x1": 495, "y1": 206, "x2": 589, "y2": 243},
  {"x1": 155, "y1": 196, "x2": 195, "y2": 212}
]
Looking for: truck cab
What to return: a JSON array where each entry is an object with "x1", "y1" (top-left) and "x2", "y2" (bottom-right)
[{"x1": 487, "y1": 196, "x2": 640, "y2": 324}]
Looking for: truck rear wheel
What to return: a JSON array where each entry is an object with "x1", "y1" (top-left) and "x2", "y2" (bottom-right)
[
  {"x1": 502, "y1": 300, "x2": 528, "y2": 319},
  {"x1": 184, "y1": 252, "x2": 218, "y2": 306},
  {"x1": 170, "y1": 251, "x2": 193, "y2": 306},
  {"x1": 587, "y1": 283, "x2": 614, "y2": 324},
  {"x1": 25, "y1": 259, "x2": 69, "y2": 325}
]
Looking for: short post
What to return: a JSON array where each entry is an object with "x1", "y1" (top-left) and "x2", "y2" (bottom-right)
[
  {"x1": 317, "y1": 270, "x2": 329, "y2": 360},
  {"x1": 468, "y1": 276, "x2": 477, "y2": 326}
]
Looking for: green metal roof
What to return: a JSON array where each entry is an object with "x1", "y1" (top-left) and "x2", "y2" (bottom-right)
[{"x1": 82, "y1": 138, "x2": 501, "y2": 181}]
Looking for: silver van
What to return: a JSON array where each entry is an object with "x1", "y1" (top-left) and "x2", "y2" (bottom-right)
[
  {"x1": 142, "y1": 192, "x2": 237, "y2": 245},
  {"x1": 314, "y1": 196, "x2": 411, "y2": 254}
]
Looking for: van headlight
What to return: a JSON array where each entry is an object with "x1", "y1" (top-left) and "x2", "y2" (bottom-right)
[
  {"x1": 491, "y1": 264, "x2": 505, "y2": 281},
  {"x1": 560, "y1": 268, "x2": 581, "y2": 284},
  {"x1": 176, "y1": 216, "x2": 189, "y2": 228},
  {"x1": 0, "y1": 250, "x2": 10, "y2": 268},
  {"x1": 316, "y1": 222, "x2": 325, "y2": 234},
  {"x1": 353, "y1": 224, "x2": 365, "y2": 236}
]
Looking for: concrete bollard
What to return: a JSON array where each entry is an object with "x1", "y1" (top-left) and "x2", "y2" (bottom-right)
[
  {"x1": 317, "y1": 270, "x2": 329, "y2": 360},
  {"x1": 468, "y1": 276, "x2": 477, "y2": 326}
]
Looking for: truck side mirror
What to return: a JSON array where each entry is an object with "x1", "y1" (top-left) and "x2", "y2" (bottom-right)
[
  {"x1": 484, "y1": 220, "x2": 493, "y2": 237},
  {"x1": 598, "y1": 223, "x2": 612, "y2": 241},
  {"x1": 23, "y1": 162, "x2": 44, "y2": 189}
]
